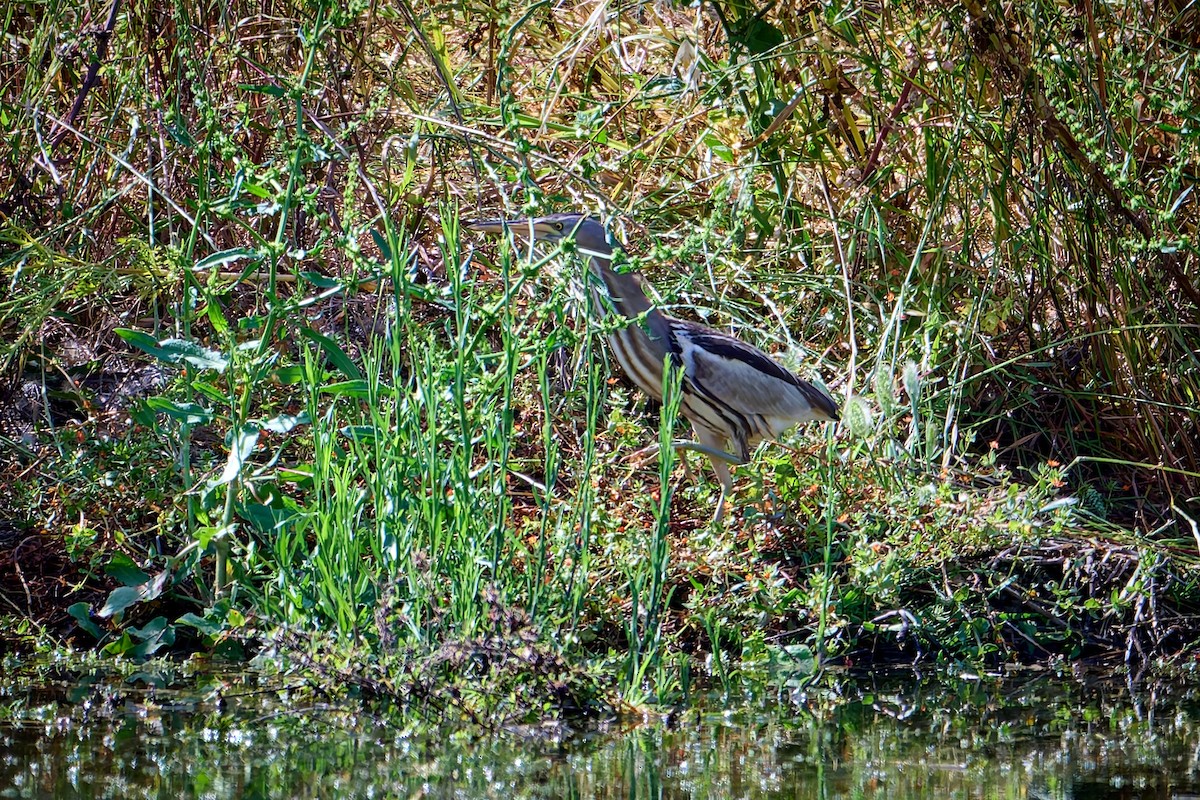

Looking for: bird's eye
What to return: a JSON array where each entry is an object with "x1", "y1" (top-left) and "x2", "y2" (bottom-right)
[{"x1": 553, "y1": 222, "x2": 563, "y2": 232}]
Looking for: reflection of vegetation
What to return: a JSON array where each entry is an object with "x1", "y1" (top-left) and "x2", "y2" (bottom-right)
[
  {"x1": 3, "y1": 667, "x2": 1200, "y2": 798},
  {"x1": 2, "y1": 0, "x2": 1199, "y2": 721}
]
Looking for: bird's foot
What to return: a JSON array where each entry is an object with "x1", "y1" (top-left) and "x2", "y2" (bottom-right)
[
  {"x1": 626, "y1": 443, "x2": 695, "y2": 483},
  {"x1": 626, "y1": 442, "x2": 662, "y2": 468},
  {"x1": 711, "y1": 494, "x2": 726, "y2": 525}
]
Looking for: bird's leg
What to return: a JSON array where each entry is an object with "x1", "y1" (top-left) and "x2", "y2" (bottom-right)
[
  {"x1": 627, "y1": 441, "x2": 701, "y2": 484},
  {"x1": 678, "y1": 448, "x2": 695, "y2": 483},
  {"x1": 627, "y1": 438, "x2": 743, "y2": 522},
  {"x1": 692, "y1": 429, "x2": 743, "y2": 524},
  {"x1": 627, "y1": 439, "x2": 743, "y2": 467},
  {"x1": 708, "y1": 456, "x2": 734, "y2": 524}
]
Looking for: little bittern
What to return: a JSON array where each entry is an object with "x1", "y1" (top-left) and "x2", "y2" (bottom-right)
[{"x1": 467, "y1": 213, "x2": 838, "y2": 522}]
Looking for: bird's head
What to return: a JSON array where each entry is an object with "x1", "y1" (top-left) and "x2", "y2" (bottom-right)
[{"x1": 465, "y1": 213, "x2": 611, "y2": 258}]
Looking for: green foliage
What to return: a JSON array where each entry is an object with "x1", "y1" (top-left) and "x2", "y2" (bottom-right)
[{"x1": 2, "y1": 0, "x2": 1199, "y2": 723}]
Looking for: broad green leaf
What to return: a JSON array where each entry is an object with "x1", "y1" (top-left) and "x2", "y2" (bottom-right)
[
  {"x1": 738, "y1": 18, "x2": 783, "y2": 55},
  {"x1": 371, "y1": 228, "x2": 392, "y2": 262},
  {"x1": 176, "y1": 612, "x2": 224, "y2": 637},
  {"x1": 67, "y1": 602, "x2": 104, "y2": 639},
  {"x1": 128, "y1": 616, "x2": 175, "y2": 658},
  {"x1": 128, "y1": 616, "x2": 169, "y2": 640},
  {"x1": 99, "y1": 570, "x2": 169, "y2": 619},
  {"x1": 99, "y1": 586, "x2": 142, "y2": 619},
  {"x1": 260, "y1": 412, "x2": 310, "y2": 434},
  {"x1": 272, "y1": 365, "x2": 306, "y2": 384},
  {"x1": 102, "y1": 631, "x2": 135, "y2": 657},
  {"x1": 212, "y1": 423, "x2": 260, "y2": 486},
  {"x1": 299, "y1": 271, "x2": 341, "y2": 289},
  {"x1": 194, "y1": 525, "x2": 227, "y2": 550},
  {"x1": 158, "y1": 339, "x2": 228, "y2": 370},
  {"x1": 237, "y1": 498, "x2": 300, "y2": 534},
  {"x1": 769, "y1": 643, "x2": 817, "y2": 677},
  {"x1": 205, "y1": 301, "x2": 230, "y2": 335},
  {"x1": 146, "y1": 397, "x2": 213, "y2": 425},
  {"x1": 641, "y1": 76, "x2": 684, "y2": 98},
  {"x1": 703, "y1": 132, "x2": 736, "y2": 164},
  {"x1": 902, "y1": 361, "x2": 921, "y2": 408},
  {"x1": 756, "y1": 97, "x2": 788, "y2": 128},
  {"x1": 300, "y1": 327, "x2": 363, "y2": 380},
  {"x1": 105, "y1": 554, "x2": 150, "y2": 587},
  {"x1": 116, "y1": 329, "x2": 230, "y2": 372},
  {"x1": 191, "y1": 380, "x2": 228, "y2": 404},
  {"x1": 116, "y1": 328, "x2": 160, "y2": 354},
  {"x1": 279, "y1": 466, "x2": 315, "y2": 487}
]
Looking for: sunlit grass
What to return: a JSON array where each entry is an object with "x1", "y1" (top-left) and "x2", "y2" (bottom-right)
[{"x1": 1, "y1": 0, "x2": 1198, "y2": 718}]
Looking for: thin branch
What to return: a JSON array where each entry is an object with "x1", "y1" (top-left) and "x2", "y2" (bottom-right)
[{"x1": 51, "y1": 0, "x2": 123, "y2": 150}]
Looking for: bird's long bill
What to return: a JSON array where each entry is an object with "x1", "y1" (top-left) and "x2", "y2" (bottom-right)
[{"x1": 464, "y1": 218, "x2": 544, "y2": 240}]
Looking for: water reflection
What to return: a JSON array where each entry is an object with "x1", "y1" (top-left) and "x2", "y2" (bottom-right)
[{"x1": 1, "y1": 664, "x2": 1198, "y2": 798}]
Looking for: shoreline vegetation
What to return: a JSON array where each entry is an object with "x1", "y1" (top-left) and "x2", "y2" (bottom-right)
[{"x1": 2, "y1": 0, "x2": 1198, "y2": 724}]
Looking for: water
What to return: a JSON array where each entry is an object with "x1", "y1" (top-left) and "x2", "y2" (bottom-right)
[{"x1": 2, "y1": 662, "x2": 1198, "y2": 798}]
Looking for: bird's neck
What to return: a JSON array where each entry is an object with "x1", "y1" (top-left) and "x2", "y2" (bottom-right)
[{"x1": 587, "y1": 253, "x2": 653, "y2": 321}]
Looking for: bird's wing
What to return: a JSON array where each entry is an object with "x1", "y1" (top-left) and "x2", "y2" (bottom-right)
[{"x1": 671, "y1": 320, "x2": 839, "y2": 422}]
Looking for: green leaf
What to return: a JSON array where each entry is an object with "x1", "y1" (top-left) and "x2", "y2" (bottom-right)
[
  {"x1": 158, "y1": 339, "x2": 230, "y2": 371},
  {"x1": 279, "y1": 466, "x2": 315, "y2": 488},
  {"x1": 116, "y1": 329, "x2": 230, "y2": 372},
  {"x1": 128, "y1": 616, "x2": 175, "y2": 658},
  {"x1": 769, "y1": 643, "x2": 817, "y2": 678},
  {"x1": 299, "y1": 271, "x2": 341, "y2": 289},
  {"x1": 128, "y1": 616, "x2": 169, "y2": 641},
  {"x1": 212, "y1": 423, "x2": 260, "y2": 487},
  {"x1": 103, "y1": 632, "x2": 135, "y2": 657},
  {"x1": 235, "y1": 482, "x2": 302, "y2": 534},
  {"x1": 371, "y1": 228, "x2": 392, "y2": 262},
  {"x1": 756, "y1": 97, "x2": 788, "y2": 128},
  {"x1": 241, "y1": 505, "x2": 285, "y2": 539},
  {"x1": 99, "y1": 587, "x2": 142, "y2": 619},
  {"x1": 115, "y1": 328, "x2": 162, "y2": 355},
  {"x1": 145, "y1": 397, "x2": 213, "y2": 425},
  {"x1": 260, "y1": 412, "x2": 309, "y2": 434},
  {"x1": 193, "y1": 248, "x2": 261, "y2": 272},
  {"x1": 703, "y1": 132, "x2": 736, "y2": 164},
  {"x1": 340, "y1": 424, "x2": 381, "y2": 443},
  {"x1": 195, "y1": 525, "x2": 224, "y2": 550},
  {"x1": 191, "y1": 380, "x2": 228, "y2": 404},
  {"x1": 320, "y1": 380, "x2": 370, "y2": 398},
  {"x1": 205, "y1": 301, "x2": 230, "y2": 336},
  {"x1": 105, "y1": 554, "x2": 151, "y2": 587},
  {"x1": 738, "y1": 18, "x2": 784, "y2": 55},
  {"x1": 902, "y1": 361, "x2": 921, "y2": 407},
  {"x1": 641, "y1": 76, "x2": 684, "y2": 98},
  {"x1": 67, "y1": 602, "x2": 104, "y2": 639},
  {"x1": 98, "y1": 571, "x2": 169, "y2": 619},
  {"x1": 272, "y1": 365, "x2": 306, "y2": 384},
  {"x1": 300, "y1": 327, "x2": 363, "y2": 380},
  {"x1": 176, "y1": 612, "x2": 224, "y2": 637}
]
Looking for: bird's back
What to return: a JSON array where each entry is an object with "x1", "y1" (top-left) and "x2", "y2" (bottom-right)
[
  {"x1": 579, "y1": 231, "x2": 836, "y2": 453},
  {"x1": 673, "y1": 320, "x2": 838, "y2": 420}
]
